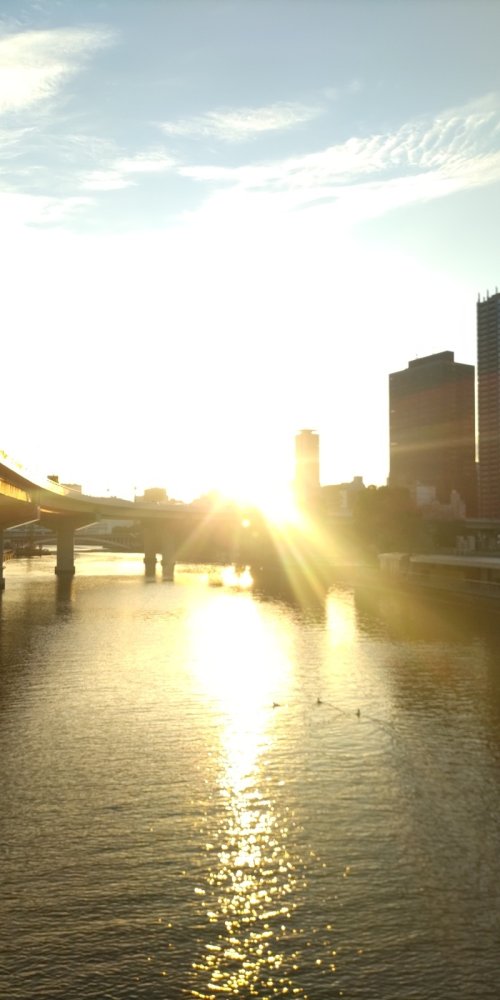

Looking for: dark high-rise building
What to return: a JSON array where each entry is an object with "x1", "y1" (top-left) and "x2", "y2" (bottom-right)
[
  {"x1": 295, "y1": 429, "x2": 320, "y2": 502},
  {"x1": 477, "y1": 291, "x2": 500, "y2": 518},
  {"x1": 389, "y1": 351, "x2": 476, "y2": 514}
]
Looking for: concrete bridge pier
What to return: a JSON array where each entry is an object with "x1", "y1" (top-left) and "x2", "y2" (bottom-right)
[
  {"x1": 160, "y1": 531, "x2": 176, "y2": 582},
  {"x1": 0, "y1": 529, "x2": 5, "y2": 591},
  {"x1": 55, "y1": 520, "x2": 76, "y2": 577},
  {"x1": 144, "y1": 551, "x2": 157, "y2": 578},
  {"x1": 143, "y1": 524, "x2": 158, "y2": 579}
]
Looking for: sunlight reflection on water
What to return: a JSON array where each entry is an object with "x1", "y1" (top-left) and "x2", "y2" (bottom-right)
[
  {"x1": 1, "y1": 555, "x2": 500, "y2": 999},
  {"x1": 188, "y1": 591, "x2": 308, "y2": 995}
]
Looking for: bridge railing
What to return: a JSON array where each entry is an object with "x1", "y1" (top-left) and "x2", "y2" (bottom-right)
[{"x1": 0, "y1": 450, "x2": 73, "y2": 496}]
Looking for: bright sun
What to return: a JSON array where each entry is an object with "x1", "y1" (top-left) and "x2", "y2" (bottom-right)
[
  {"x1": 191, "y1": 436, "x2": 300, "y2": 525},
  {"x1": 225, "y1": 483, "x2": 300, "y2": 525}
]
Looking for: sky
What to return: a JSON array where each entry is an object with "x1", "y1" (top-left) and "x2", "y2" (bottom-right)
[{"x1": 2, "y1": 0, "x2": 500, "y2": 505}]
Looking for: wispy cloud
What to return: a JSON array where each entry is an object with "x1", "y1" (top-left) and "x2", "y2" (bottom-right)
[
  {"x1": 116, "y1": 153, "x2": 177, "y2": 174},
  {"x1": 177, "y1": 94, "x2": 500, "y2": 221},
  {"x1": 0, "y1": 123, "x2": 34, "y2": 156},
  {"x1": 0, "y1": 190, "x2": 91, "y2": 229},
  {"x1": 0, "y1": 26, "x2": 114, "y2": 114},
  {"x1": 80, "y1": 152, "x2": 176, "y2": 191},
  {"x1": 160, "y1": 101, "x2": 321, "y2": 142}
]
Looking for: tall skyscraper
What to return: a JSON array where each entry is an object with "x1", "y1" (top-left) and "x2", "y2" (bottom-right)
[
  {"x1": 389, "y1": 352, "x2": 476, "y2": 514},
  {"x1": 477, "y1": 290, "x2": 500, "y2": 517},
  {"x1": 295, "y1": 429, "x2": 320, "y2": 503}
]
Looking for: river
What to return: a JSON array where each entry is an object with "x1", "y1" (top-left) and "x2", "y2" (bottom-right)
[{"x1": 1, "y1": 552, "x2": 499, "y2": 999}]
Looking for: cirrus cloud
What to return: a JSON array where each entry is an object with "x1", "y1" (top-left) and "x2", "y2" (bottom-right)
[
  {"x1": 177, "y1": 93, "x2": 500, "y2": 222},
  {"x1": 160, "y1": 101, "x2": 321, "y2": 142},
  {"x1": 0, "y1": 26, "x2": 115, "y2": 114},
  {"x1": 80, "y1": 152, "x2": 177, "y2": 191}
]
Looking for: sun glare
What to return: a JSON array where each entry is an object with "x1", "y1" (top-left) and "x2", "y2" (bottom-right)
[
  {"x1": 254, "y1": 487, "x2": 300, "y2": 525},
  {"x1": 221, "y1": 565, "x2": 253, "y2": 588},
  {"x1": 228, "y1": 484, "x2": 300, "y2": 526},
  {"x1": 208, "y1": 441, "x2": 299, "y2": 526}
]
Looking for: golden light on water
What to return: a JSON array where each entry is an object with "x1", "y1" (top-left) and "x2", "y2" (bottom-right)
[
  {"x1": 325, "y1": 591, "x2": 356, "y2": 650},
  {"x1": 220, "y1": 565, "x2": 253, "y2": 589},
  {"x1": 188, "y1": 593, "x2": 308, "y2": 997}
]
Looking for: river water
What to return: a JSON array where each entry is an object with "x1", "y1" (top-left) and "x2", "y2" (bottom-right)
[{"x1": 1, "y1": 552, "x2": 499, "y2": 999}]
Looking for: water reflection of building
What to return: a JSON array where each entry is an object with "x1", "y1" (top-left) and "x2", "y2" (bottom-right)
[
  {"x1": 294, "y1": 428, "x2": 320, "y2": 504},
  {"x1": 477, "y1": 290, "x2": 500, "y2": 517},
  {"x1": 388, "y1": 351, "x2": 476, "y2": 516}
]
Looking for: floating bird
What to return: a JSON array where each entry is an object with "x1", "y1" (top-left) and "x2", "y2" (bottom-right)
[
  {"x1": 272, "y1": 701, "x2": 281, "y2": 709},
  {"x1": 316, "y1": 697, "x2": 323, "y2": 705},
  {"x1": 356, "y1": 708, "x2": 361, "y2": 717}
]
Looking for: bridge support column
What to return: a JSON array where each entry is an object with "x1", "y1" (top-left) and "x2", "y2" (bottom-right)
[
  {"x1": 143, "y1": 524, "x2": 157, "y2": 579},
  {"x1": 55, "y1": 521, "x2": 75, "y2": 577},
  {"x1": 0, "y1": 530, "x2": 5, "y2": 591},
  {"x1": 161, "y1": 531, "x2": 176, "y2": 582}
]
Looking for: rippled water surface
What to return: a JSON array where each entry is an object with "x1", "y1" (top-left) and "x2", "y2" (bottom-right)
[{"x1": 1, "y1": 553, "x2": 500, "y2": 999}]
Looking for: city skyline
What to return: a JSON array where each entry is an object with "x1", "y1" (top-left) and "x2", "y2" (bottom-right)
[{"x1": 2, "y1": 1, "x2": 500, "y2": 504}]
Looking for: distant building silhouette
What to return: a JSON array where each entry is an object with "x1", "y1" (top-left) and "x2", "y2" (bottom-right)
[
  {"x1": 321, "y1": 476, "x2": 366, "y2": 516},
  {"x1": 47, "y1": 475, "x2": 82, "y2": 494},
  {"x1": 295, "y1": 429, "x2": 320, "y2": 504},
  {"x1": 389, "y1": 351, "x2": 476, "y2": 515},
  {"x1": 477, "y1": 290, "x2": 500, "y2": 517},
  {"x1": 135, "y1": 487, "x2": 168, "y2": 503}
]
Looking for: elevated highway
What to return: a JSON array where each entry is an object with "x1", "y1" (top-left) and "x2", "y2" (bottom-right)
[{"x1": 1, "y1": 453, "x2": 245, "y2": 589}]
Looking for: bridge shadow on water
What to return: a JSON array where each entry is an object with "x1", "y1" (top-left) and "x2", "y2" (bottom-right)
[{"x1": 353, "y1": 577, "x2": 500, "y2": 643}]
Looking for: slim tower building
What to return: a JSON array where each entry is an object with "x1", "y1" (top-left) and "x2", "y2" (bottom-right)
[
  {"x1": 477, "y1": 291, "x2": 500, "y2": 517},
  {"x1": 389, "y1": 351, "x2": 476, "y2": 514},
  {"x1": 295, "y1": 429, "x2": 320, "y2": 503}
]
